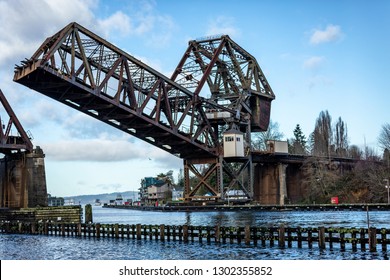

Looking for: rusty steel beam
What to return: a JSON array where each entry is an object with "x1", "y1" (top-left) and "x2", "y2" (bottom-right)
[
  {"x1": 13, "y1": 22, "x2": 276, "y2": 202},
  {"x1": 171, "y1": 35, "x2": 275, "y2": 132},
  {"x1": 0, "y1": 89, "x2": 33, "y2": 153},
  {"x1": 13, "y1": 22, "x2": 232, "y2": 159}
]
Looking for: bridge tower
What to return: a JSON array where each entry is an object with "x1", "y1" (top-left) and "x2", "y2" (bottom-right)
[
  {"x1": 0, "y1": 89, "x2": 47, "y2": 208},
  {"x1": 171, "y1": 35, "x2": 275, "y2": 201},
  {"x1": 13, "y1": 22, "x2": 274, "y2": 203}
]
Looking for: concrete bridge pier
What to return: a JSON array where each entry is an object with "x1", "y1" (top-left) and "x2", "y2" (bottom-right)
[
  {"x1": 0, "y1": 147, "x2": 47, "y2": 208},
  {"x1": 253, "y1": 162, "x2": 291, "y2": 205}
]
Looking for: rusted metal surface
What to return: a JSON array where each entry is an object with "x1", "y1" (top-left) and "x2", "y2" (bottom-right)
[
  {"x1": 13, "y1": 22, "x2": 275, "y2": 202},
  {"x1": 171, "y1": 35, "x2": 275, "y2": 132},
  {"x1": 0, "y1": 89, "x2": 33, "y2": 153}
]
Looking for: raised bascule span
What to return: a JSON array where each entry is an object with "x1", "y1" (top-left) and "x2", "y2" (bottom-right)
[{"x1": 14, "y1": 22, "x2": 275, "y2": 202}]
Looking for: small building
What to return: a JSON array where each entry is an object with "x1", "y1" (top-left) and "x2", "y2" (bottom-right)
[
  {"x1": 223, "y1": 129, "x2": 244, "y2": 157},
  {"x1": 47, "y1": 194, "x2": 64, "y2": 206},
  {"x1": 147, "y1": 182, "x2": 172, "y2": 205},
  {"x1": 140, "y1": 177, "x2": 165, "y2": 203},
  {"x1": 115, "y1": 194, "x2": 123, "y2": 205},
  {"x1": 266, "y1": 140, "x2": 288, "y2": 154},
  {"x1": 172, "y1": 186, "x2": 184, "y2": 201}
]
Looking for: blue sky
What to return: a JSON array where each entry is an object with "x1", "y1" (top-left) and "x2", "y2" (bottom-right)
[{"x1": 0, "y1": 0, "x2": 389, "y2": 197}]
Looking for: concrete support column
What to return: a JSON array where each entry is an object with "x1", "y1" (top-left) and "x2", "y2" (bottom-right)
[{"x1": 278, "y1": 163, "x2": 288, "y2": 206}]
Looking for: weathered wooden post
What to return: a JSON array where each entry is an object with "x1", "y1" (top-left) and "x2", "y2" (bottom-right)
[
  {"x1": 307, "y1": 228, "x2": 313, "y2": 249},
  {"x1": 245, "y1": 225, "x2": 251, "y2": 245},
  {"x1": 61, "y1": 223, "x2": 65, "y2": 236},
  {"x1": 253, "y1": 227, "x2": 258, "y2": 246},
  {"x1": 318, "y1": 227, "x2": 326, "y2": 249},
  {"x1": 198, "y1": 226, "x2": 203, "y2": 243},
  {"x1": 96, "y1": 223, "x2": 101, "y2": 238},
  {"x1": 278, "y1": 225, "x2": 285, "y2": 248},
  {"x1": 166, "y1": 225, "x2": 170, "y2": 241},
  {"x1": 360, "y1": 228, "x2": 366, "y2": 251},
  {"x1": 85, "y1": 204, "x2": 93, "y2": 223},
  {"x1": 297, "y1": 227, "x2": 302, "y2": 248},
  {"x1": 215, "y1": 225, "x2": 220, "y2": 243},
  {"x1": 44, "y1": 221, "x2": 48, "y2": 235},
  {"x1": 369, "y1": 227, "x2": 377, "y2": 252},
  {"x1": 160, "y1": 224, "x2": 165, "y2": 241},
  {"x1": 221, "y1": 227, "x2": 227, "y2": 243},
  {"x1": 351, "y1": 229, "x2": 357, "y2": 251},
  {"x1": 136, "y1": 224, "x2": 141, "y2": 240},
  {"x1": 183, "y1": 225, "x2": 189, "y2": 242},
  {"x1": 114, "y1": 224, "x2": 119, "y2": 239}
]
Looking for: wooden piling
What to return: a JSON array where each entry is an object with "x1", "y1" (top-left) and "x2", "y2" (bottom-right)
[
  {"x1": 183, "y1": 225, "x2": 189, "y2": 242},
  {"x1": 252, "y1": 227, "x2": 258, "y2": 246},
  {"x1": 215, "y1": 226, "x2": 220, "y2": 243},
  {"x1": 318, "y1": 227, "x2": 325, "y2": 249},
  {"x1": 297, "y1": 227, "x2": 302, "y2": 248},
  {"x1": 160, "y1": 224, "x2": 165, "y2": 241},
  {"x1": 2, "y1": 221, "x2": 388, "y2": 252},
  {"x1": 307, "y1": 228, "x2": 313, "y2": 249},
  {"x1": 369, "y1": 227, "x2": 377, "y2": 252},
  {"x1": 136, "y1": 224, "x2": 141, "y2": 240},
  {"x1": 84, "y1": 204, "x2": 93, "y2": 223},
  {"x1": 278, "y1": 225, "x2": 285, "y2": 248},
  {"x1": 245, "y1": 225, "x2": 251, "y2": 245}
]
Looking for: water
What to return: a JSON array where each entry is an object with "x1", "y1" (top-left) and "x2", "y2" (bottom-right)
[
  {"x1": 1, "y1": 206, "x2": 389, "y2": 260},
  {"x1": 92, "y1": 206, "x2": 390, "y2": 228}
]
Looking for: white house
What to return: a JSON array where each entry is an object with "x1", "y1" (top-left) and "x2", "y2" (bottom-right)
[{"x1": 223, "y1": 129, "x2": 244, "y2": 157}]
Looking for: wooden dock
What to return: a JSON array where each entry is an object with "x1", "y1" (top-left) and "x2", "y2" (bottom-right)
[
  {"x1": 0, "y1": 206, "x2": 82, "y2": 223},
  {"x1": 1, "y1": 221, "x2": 389, "y2": 252}
]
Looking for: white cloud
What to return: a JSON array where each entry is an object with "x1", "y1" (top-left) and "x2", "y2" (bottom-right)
[
  {"x1": 309, "y1": 24, "x2": 343, "y2": 45},
  {"x1": 206, "y1": 16, "x2": 241, "y2": 38},
  {"x1": 303, "y1": 56, "x2": 325, "y2": 70},
  {"x1": 97, "y1": 11, "x2": 133, "y2": 38},
  {"x1": 0, "y1": 0, "x2": 97, "y2": 65},
  {"x1": 44, "y1": 138, "x2": 148, "y2": 161}
]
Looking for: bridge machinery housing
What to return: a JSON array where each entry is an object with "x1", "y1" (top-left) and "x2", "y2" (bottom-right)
[{"x1": 13, "y1": 22, "x2": 275, "y2": 203}]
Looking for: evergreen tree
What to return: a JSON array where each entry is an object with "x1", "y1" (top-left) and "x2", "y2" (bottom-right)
[{"x1": 290, "y1": 124, "x2": 307, "y2": 154}]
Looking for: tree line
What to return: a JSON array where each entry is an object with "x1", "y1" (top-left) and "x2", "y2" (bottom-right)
[{"x1": 253, "y1": 110, "x2": 390, "y2": 203}]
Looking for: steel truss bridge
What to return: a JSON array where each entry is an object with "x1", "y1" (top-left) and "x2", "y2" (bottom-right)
[{"x1": 14, "y1": 22, "x2": 275, "y2": 202}]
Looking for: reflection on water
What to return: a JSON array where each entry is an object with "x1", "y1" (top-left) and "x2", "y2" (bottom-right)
[
  {"x1": 92, "y1": 206, "x2": 390, "y2": 229},
  {"x1": 1, "y1": 234, "x2": 388, "y2": 260},
  {"x1": 1, "y1": 207, "x2": 389, "y2": 260}
]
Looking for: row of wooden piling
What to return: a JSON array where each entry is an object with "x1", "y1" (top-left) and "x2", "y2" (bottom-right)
[{"x1": 1, "y1": 221, "x2": 389, "y2": 252}]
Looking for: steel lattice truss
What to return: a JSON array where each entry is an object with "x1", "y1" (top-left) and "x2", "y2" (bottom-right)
[
  {"x1": 172, "y1": 35, "x2": 275, "y2": 132},
  {"x1": 14, "y1": 22, "x2": 232, "y2": 159},
  {"x1": 13, "y1": 22, "x2": 275, "y2": 201},
  {"x1": 0, "y1": 89, "x2": 33, "y2": 153}
]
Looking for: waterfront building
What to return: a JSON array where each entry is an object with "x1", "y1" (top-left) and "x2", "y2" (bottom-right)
[
  {"x1": 147, "y1": 182, "x2": 172, "y2": 206},
  {"x1": 139, "y1": 177, "x2": 165, "y2": 204},
  {"x1": 47, "y1": 194, "x2": 64, "y2": 206}
]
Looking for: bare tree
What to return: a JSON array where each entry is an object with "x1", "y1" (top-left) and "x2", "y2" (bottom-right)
[
  {"x1": 252, "y1": 119, "x2": 284, "y2": 151},
  {"x1": 378, "y1": 123, "x2": 390, "y2": 151},
  {"x1": 334, "y1": 117, "x2": 349, "y2": 157},
  {"x1": 310, "y1": 110, "x2": 332, "y2": 157},
  {"x1": 348, "y1": 145, "x2": 363, "y2": 159}
]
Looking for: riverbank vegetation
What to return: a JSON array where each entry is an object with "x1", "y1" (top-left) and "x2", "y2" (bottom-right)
[{"x1": 255, "y1": 110, "x2": 390, "y2": 204}]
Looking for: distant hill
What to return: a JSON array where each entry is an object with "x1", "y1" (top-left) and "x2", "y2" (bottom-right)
[{"x1": 63, "y1": 191, "x2": 138, "y2": 205}]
